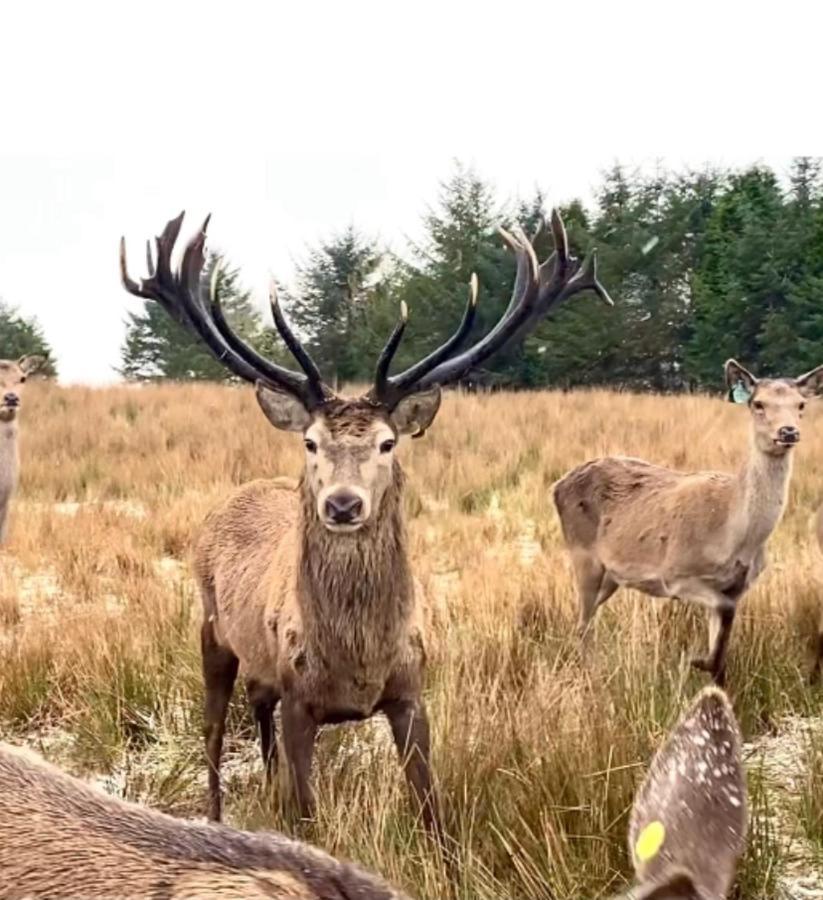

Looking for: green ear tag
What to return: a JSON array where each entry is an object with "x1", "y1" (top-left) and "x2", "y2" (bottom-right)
[{"x1": 731, "y1": 380, "x2": 752, "y2": 404}]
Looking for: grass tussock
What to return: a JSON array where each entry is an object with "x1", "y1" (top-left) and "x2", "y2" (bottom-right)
[{"x1": 0, "y1": 381, "x2": 822, "y2": 898}]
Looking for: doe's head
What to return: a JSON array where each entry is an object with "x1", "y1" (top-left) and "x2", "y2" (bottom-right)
[
  {"x1": 726, "y1": 358, "x2": 823, "y2": 456},
  {"x1": 0, "y1": 356, "x2": 45, "y2": 421}
]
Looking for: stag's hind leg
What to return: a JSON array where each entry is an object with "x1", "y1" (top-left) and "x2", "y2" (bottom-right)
[
  {"x1": 202, "y1": 618, "x2": 238, "y2": 822},
  {"x1": 247, "y1": 678, "x2": 279, "y2": 783}
]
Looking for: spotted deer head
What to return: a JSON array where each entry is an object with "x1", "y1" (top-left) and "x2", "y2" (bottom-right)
[{"x1": 620, "y1": 687, "x2": 748, "y2": 899}]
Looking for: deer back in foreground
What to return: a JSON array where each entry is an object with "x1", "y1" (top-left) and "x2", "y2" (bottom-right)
[
  {"x1": 120, "y1": 210, "x2": 613, "y2": 830},
  {"x1": 0, "y1": 355, "x2": 44, "y2": 544},
  {"x1": 554, "y1": 359, "x2": 823, "y2": 685},
  {"x1": 617, "y1": 687, "x2": 748, "y2": 900},
  {"x1": 0, "y1": 741, "x2": 407, "y2": 899}
]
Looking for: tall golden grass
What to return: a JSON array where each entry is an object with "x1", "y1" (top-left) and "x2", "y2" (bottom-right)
[{"x1": 1, "y1": 381, "x2": 822, "y2": 898}]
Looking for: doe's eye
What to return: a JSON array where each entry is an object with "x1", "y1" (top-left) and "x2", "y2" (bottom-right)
[
  {"x1": 19, "y1": 376, "x2": 26, "y2": 384},
  {"x1": 304, "y1": 438, "x2": 318, "y2": 454},
  {"x1": 379, "y1": 439, "x2": 396, "y2": 454},
  {"x1": 800, "y1": 402, "x2": 806, "y2": 412},
  {"x1": 753, "y1": 400, "x2": 765, "y2": 412}
]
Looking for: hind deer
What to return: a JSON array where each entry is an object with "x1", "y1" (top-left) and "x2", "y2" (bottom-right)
[
  {"x1": 554, "y1": 359, "x2": 823, "y2": 686},
  {"x1": 120, "y1": 210, "x2": 612, "y2": 831},
  {"x1": 0, "y1": 355, "x2": 45, "y2": 545},
  {"x1": 0, "y1": 686, "x2": 744, "y2": 898},
  {"x1": 617, "y1": 686, "x2": 747, "y2": 899}
]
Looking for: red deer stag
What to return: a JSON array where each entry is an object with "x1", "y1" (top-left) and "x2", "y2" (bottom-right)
[
  {"x1": 120, "y1": 210, "x2": 612, "y2": 830},
  {"x1": 555, "y1": 359, "x2": 823, "y2": 685}
]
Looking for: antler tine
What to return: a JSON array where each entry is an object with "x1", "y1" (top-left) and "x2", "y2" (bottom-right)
[
  {"x1": 268, "y1": 282, "x2": 328, "y2": 398},
  {"x1": 408, "y1": 229, "x2": 539, "y2": 391},
  {"x1": 558, "y1": 251, "x2": 614, "y2": 307},
  {"x1": 119, "y1": 237, "x2": 147, "y2": 298},
  {"x1": 372, "y1": 301, "x2": 409, "y2": 400},
  {"x1": 119, "y1": 213, "x2": 331, "y2": 407},
  {"x1": 386, "y1": 275, "x2": 479, "y2": 396},
  {"x1": 370, "y1": 208, "x2": 614, "y2": 405}
]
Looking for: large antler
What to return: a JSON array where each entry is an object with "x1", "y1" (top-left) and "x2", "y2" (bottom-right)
[
  {"x1": 120, "y1": 213, "x2": 332, "y2": 409},
  {"x1": 369, "y1": 209, "x2": 613, "y2": 408}
]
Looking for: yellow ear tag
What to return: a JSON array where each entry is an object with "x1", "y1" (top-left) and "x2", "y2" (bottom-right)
[{"x1": 635, "y1": 820, "x2": 666, "y2": 863}]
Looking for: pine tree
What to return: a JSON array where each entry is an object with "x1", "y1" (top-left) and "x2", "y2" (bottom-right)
[
  {"x1": 0, "y1": 302, "x2": 57, "y2": 376},
  {"x1": 287, "y1": 227, "x2": 386, "y2": 387}
]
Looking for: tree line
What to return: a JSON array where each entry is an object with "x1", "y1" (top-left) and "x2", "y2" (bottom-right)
[{"x1": 4, "y1": 158, "x2": 822, "y2": 392}]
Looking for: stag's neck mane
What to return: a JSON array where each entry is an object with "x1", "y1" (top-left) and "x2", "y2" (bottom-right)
[{"x1": 296, "y1": 462, "x2": 413, "y2": 662}]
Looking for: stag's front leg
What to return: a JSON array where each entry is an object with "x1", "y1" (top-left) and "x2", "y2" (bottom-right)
[
  {"x1": 279, "y1": 695, "x2": 317, "y2": 821},
  {"x1": 383, "y1": 698, "x2": 441, "y2": 837}
]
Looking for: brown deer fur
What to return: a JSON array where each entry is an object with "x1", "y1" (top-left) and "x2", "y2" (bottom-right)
[
  {"x1": 0, "y1": 355, "x2": 44, "y2": 544},
  {"x1": 618, "y1": 687, "x2": 748, "y2": 899},
  {"x1": 554, "y1": 359, "x2": 823, "y2": 685},
  {"x1": 812, "y1": 503, "x2": 823, "y2": 682},
  {"x1": 196, "y1": 393, "x2": 437, "y2": 827},
  {"x1": 0, "y1": 741, "x2": 407, "y2": 899}
]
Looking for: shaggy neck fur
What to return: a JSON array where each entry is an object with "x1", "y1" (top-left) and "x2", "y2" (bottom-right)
[
  {"x1": 733, "y1": 436, "x2": 794, "y2": 550},
  {"x1": 296, "y1": 462, "x2": 413, "y2": 668}
]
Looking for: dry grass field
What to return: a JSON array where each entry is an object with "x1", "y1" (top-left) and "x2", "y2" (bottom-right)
[{"x1": 1, "y1": 381, "x2": 822, "y2": 898}]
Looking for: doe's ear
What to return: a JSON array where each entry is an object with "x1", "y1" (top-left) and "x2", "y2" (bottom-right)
[
  {"x1": 794, "y1": 363, "x2": 823, "y2": 398},
  {"x1": 725, "y1": 359, "x2": 758, "y2": 404},
  {"x1": 634, "y1": 871, "x2": 702, "y2": 899},
  {"x1": 390, "y1": 386, "x2": 442, "y2": 437},
  {"x1": 18, "y1": 355, "x2": 46, "y2": 376},
  {"x1": 255, "y1": 383, "x2": 312, "y2": 432}
]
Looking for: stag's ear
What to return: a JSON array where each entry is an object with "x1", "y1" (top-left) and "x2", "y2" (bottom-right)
[
  {"x1": 634, "y1": 871, "x2": 702, "y2": 899},
  {"x1": 725, "y1": 359, "x2": 758, "y2": 404},
  {"x1": 255, "y1": 384, "x2": 312, "y2": 432},
  {"x1": 390, "y1": 386, "x2": 442, "y2": 437},
  {"x1": 794, "y1": 363, "x2": 823, "y2": 398},
  {"x1": 18, "y1": 355, "x2": 45, "y2": 376}
]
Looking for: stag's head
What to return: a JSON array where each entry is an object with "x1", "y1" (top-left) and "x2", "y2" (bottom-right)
[
  {"x1": 121, "y1": 212, "x2": 612, "y2": 532},
  {"x1": 0, "y1": 356, "x2": 44, "y2": 423},
  {"x1": 726, "y1": 359, "x2": 823, "y2": 457}
]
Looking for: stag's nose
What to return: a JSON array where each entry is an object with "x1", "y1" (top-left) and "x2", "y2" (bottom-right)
[
  {"x1": 2, "y1": 393, "x2": 19, "y2": 408},
  {"x1": 325, "y1": 492, "x2": 364, "y2": 524},
  {"x1": 778, "y1": 426, "x2": 800, "y2": 445}
]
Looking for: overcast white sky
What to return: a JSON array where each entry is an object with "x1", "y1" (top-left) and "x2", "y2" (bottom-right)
[{"x1": 0, "y1": 0, "x2": 819, "y2": 384}]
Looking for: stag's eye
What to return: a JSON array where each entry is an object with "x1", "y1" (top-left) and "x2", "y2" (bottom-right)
[
  {"x1": 304, "y1": 438, "x2": 318, "y2": 454},
  {"x1": 753, "y1": 400, "x2": 765, "y2": 412},
  {"x1": 379, "y1": 439, "x2": 396, "y2": 454},
  {"x1": 800, "y1": 402, "x2": 806, "y2": 412},
  {"x1": 19, "y1": 376, "x2": 26, "y2": 384}
]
